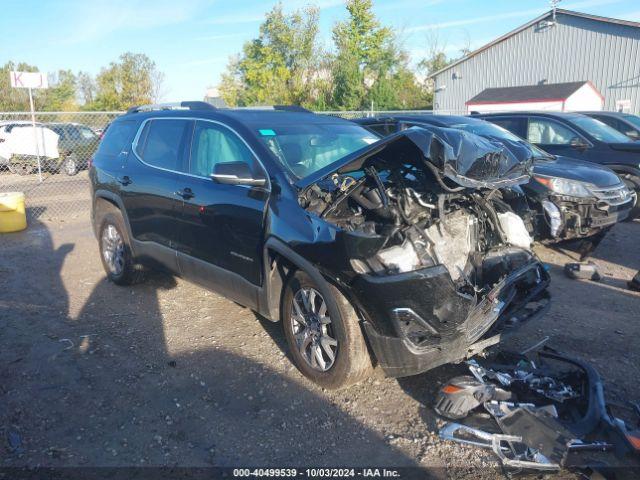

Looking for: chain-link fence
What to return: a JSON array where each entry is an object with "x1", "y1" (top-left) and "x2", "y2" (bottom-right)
[
  {"x1": 1, "y1": 109, "x2": 461, "y2": 222},
  {"x1": 0, "y1": 111, "x2": 121, "y2": 221}
]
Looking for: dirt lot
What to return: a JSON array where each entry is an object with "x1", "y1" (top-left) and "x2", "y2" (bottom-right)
[{"x1": 1, "y1": 214, "x2": 639, "y2": 477}]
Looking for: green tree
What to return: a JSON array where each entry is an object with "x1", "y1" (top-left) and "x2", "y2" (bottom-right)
[
  {"x1": 331, "y1": 0, "x2": 427, "y2": 111},
  {"x1": 40, "y1": 70, "x2": 78, "y2": 111},
  {"x1": 219, "y1": 3, "x2": 327, "y2": 108},
  {"x1": 0, "y1": 61, "x2": 39, "y2": 111},
  {"x1": 77, "y1": 71, "x2": 97, "y2": 107},
  {"x1": 89, "y1": 53, "x2": 163, "y2": 110}
]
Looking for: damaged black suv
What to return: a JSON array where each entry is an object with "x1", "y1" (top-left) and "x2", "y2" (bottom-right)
[{"x1": 90, "y1": 102, "x2": 550, "y2": 389}]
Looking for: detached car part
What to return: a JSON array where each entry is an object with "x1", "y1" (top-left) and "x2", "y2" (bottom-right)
[
  {"x1": 438, "y1": 423, "x2": 561, "y2": 471},
  {"x1": 434, "y1": 375, "x2": 511, "y2": 419},
  {"x1": 564, "y1": 262, "x2": 602, "y2": 281}
]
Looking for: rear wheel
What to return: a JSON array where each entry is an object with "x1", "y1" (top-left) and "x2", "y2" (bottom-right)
[
  {"x1": 8, "y1": 156, "x2": 32, "y2": 176},
  {"x1": 98, "y1": 210, "x2": 146, "y2": 285},
  {"x1": 282, "y1": 271, "x2": 372, "y2": 389}
]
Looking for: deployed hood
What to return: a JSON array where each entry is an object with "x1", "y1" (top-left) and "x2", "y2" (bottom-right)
[
  {"x1": 533, "y1": 156, "x2": 623, "y2": 187},
  {"x1": 295, "y1": 126, "x2": 532, "y2": 190}
]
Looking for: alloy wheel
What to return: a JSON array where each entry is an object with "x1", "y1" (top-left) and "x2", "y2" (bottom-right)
[
  {"x1": 290, "y1": 287, "x2": 338, "y2": 372},
  {"x1": 101, "y1": 224, "x2": 125, "y2": 276}
]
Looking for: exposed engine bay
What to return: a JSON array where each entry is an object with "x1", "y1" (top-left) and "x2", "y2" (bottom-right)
[{"x1": 299, "y1": 128, "x2": 534, "y2": 294}]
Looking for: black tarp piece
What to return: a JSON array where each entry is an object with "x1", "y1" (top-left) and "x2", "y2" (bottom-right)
[{"x1": 296, "y1": 126, "x2": 533, "y2": 190}]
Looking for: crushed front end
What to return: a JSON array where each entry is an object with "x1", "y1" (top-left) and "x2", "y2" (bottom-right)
[{"x1": 297, "y1": 127, "x2": 550, "y2": 377}]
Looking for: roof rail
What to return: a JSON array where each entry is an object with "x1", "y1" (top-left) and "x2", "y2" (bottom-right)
[
  {"x1": 126, "y1": 101, "x2": 217, "y2": 114},
  {"x1": 273, "y1": 105, "x2": 313, "y2": 113}
]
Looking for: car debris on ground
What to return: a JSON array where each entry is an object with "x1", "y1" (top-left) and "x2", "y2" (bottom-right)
[
  {"x1": 435, "y1": 344, "x2": 640, "y2": 476},
  {"x1": 564, "y1": 261, "x2": 602, "y2": 281}
]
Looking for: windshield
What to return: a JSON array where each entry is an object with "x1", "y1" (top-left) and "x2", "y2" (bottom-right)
[
  {"x1": 623, "y1": 114, "x2": 640, "y2": 130},
  {"x1": 569, "y1": 116, "x2": 632, "y2": 143},
  {"x1": 258, "y1": 123, "x2": 379, "y2": 179},
  {"x1": 450, "y1": 121, "x2": 553, "y2": 159}
]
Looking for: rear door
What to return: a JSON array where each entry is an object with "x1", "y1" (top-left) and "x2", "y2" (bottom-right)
[
  {"x1": 121, "y1": 118, "x2": 192, "y2": 270},
  {"x1": 174, "y1": 120, "x2": 269, "y2": 305}
]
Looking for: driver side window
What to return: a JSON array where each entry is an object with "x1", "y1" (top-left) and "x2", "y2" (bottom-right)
[
  {"x1": 189, "y1": 121, "x2": 257, "y2": 177},
  {"x1": 527, "y1": 118, "x2": 576, "y2": 145}
]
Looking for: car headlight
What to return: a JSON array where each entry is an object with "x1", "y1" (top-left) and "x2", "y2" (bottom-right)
[{"x1": 533, "y1": 176, "x2": 594, "y2": 197}]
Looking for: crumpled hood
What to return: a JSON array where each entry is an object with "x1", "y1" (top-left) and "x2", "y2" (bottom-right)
[
  {"x1": 533, "y1": 156, "x2": 623, "y2": 187},
  {"x1": 295, "y1": 126, "x2": 532, "y2": 190}
]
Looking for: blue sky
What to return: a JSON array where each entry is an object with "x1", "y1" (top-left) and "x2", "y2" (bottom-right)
[{"x1": 3, "y1": 0, "x2": 639, "y2": 102}]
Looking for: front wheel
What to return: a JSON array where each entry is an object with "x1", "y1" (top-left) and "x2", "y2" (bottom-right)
[
  {"x1": 62, "y1": 154, "x2": 78, "y2": 176},
  {"x1": 282, "y1": 271, "x2": 372, "y2": 389}
]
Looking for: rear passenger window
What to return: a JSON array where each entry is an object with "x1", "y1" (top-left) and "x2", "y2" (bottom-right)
[
  {"x1": 97, "y1": 121, "x2": 137, "y2": 156},
  {"x1": 136, "y1": 119, "x2": 190, "y2": 171},
  {"x1": 489, "y1": 118, "x2": 526, "y2": 138},
  {"x1": 189, "y1": 121, "x2": 257, "y2": 177}
]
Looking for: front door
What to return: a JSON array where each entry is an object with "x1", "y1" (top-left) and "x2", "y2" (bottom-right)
[
  {"x1": 525, "y1": 117, "x2": 591, "y2": 159},
  {"x1": 175, "y1": 120, "x2": 269, "y2": 305}
]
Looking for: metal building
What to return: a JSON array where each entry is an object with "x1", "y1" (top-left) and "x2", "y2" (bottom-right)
[{"x1": 430, "y1": 9, "x2": 640, "y2": 114}]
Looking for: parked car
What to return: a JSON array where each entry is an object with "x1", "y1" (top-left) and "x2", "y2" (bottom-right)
[
  {"x1": 582, "y1": 111, "x2": 640, "y2": 141},
  {"x1": 476, "y1": 111, "x2": 640, "y2": 217},
  {"x1": 90, "y1": 102, "x2": 550, "y2": 389},
  {"x1": 354, "y1": 115, "x2": 635, "y2": 243},
  {"x1": 46, "y1": 122, "x2": 101, "y2": 175},
  {"x1": 0, "y1": 121, "x2": 60, "y2": 175}
]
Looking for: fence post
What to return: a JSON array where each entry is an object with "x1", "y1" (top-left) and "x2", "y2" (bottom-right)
[{"x1": 28, "y1": 87, "x2": 43, "y2": 183}]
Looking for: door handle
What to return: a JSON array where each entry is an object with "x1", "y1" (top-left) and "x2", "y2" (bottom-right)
[
  {"x1": 117, "y1": 175, "x2": 132, "y2": 186},
  {"x1": 175, "y1": 188, "x2": 195, "y2": 200}
]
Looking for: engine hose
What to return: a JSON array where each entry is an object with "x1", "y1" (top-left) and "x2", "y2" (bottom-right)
[
  {"x1": 422, "y1": 159, "x2": 465, "y2": 193},
  {"x1": 474, "y1": 194, "x2": 507, "y2": 242}
]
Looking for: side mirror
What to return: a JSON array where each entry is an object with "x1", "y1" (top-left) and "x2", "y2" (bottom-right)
[
  {"x1": 211, "y1": 161, "x2": 266, "y2": 187},
  {"x1": 626, "y1": 130, "x2": 640, "y2": 141},
  {"x1": 570, "y1": 137, "x2": 589, "y2": 150}
]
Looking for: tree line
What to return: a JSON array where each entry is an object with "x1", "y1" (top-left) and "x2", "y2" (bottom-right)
[
  {"x1": 1, "y1": 0, "x2": 461, "y2": 112},
  {"x1": 219, "y1": 0, "x2": 460, "y2": 110},
  {"x1": 0, "y1": 53, "x2": 164, "y2": 112}
]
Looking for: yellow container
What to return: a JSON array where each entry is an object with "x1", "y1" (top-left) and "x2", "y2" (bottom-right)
[{"x1": 0, "y1": 192, "x2": 27, "y2": 233}]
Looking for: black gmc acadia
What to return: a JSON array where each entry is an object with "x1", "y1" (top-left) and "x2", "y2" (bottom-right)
[{"x1": 90, "y1": 102, "x2": 550, "y2": 389}]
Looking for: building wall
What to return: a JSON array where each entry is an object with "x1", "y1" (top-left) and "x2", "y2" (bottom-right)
[
  {"x1": 564, "y1": 83, "x2": 604, "y2": 111},
  {"x1": 432, "y1": 13, "x2": 640, "y2": 114}
]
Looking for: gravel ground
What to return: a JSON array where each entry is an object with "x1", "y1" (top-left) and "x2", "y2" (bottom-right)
[{"x1": 0, "y1": 216, "x2": 638, "y2": 478}]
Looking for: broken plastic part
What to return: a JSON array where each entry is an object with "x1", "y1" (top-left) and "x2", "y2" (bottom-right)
[
  {"x1": 564, "y1": 262, "x2": 601, "y2": 281},
  {"x1": 434, "y1": 375, "x2": 511, "y2": 420},
  {"x1": 491, "y1": 434, "x2": 560, "y2": 472},
  {"x1": 438, "y1": 423, "x2": 561, "y2": 471},
  {"x1": 541, "y1": 200, "x2": 562, "y2": 237}
]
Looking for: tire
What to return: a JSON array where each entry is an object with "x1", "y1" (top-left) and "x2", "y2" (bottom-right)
[
  {"x1": 621, "y1": 174, "x2": 640, "y2": 221},
  {"x1": 98, "y1": 209, "x2": 146, "y2": 285},
  {"x1": 62, "y1": 154, "x2": 79, "y2": 176},
  {"x1": 281, "y1": 270, "x2": 372, "y2": 389},
  {"x1": 8, "y1": 161, "x2": 32, "y2": 176}
]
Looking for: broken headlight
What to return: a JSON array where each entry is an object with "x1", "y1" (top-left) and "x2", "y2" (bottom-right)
[{"x1": 533, "y1": 176, "x2": 594, "y2": 198}]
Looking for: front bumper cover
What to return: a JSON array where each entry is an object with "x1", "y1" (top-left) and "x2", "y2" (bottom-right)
[
  {"x1": 355, "y1": 259, "x2": 551, "y2": 378},
  {"x1": 542, "y1": 194, "x2": 634, "y2": 241}
]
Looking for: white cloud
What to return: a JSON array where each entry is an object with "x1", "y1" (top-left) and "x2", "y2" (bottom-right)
[
  {"x1": 618, "y1": 9, "x2": 640, "y2": 21},
  {"x1": 406, "y1": 0, "x2": 624, "y2": 33},
  {"x1": 58, "y1": 0, "x2": 209, "y2": 45},
  {"x1": 204, "y1": 0, "x2": 344, "y2": 25}
]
